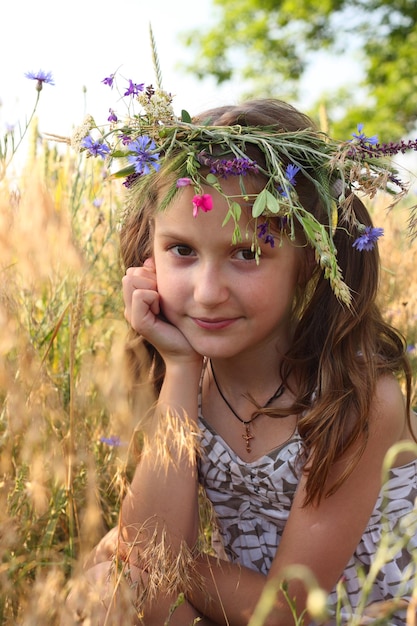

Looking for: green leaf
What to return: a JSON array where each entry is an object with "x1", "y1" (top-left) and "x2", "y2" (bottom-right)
[
  {"x1": 231, "y1": 201, "x2": 242, "y2": 222},
  {"x1": 264, "y1": 190, "x2": 280, "y2": 214},
  {"x1": 222, "y1": 211, "x2": 232, "y2": 227},
  {"x1": 253, "y1": 189, "x2": 281, "y2": 217},
  {"x1": 181, "y1": 109, "x2": 192, "y2": 123},
  {"x1": 205, "y1": 173, "x2": 218, "y2": 185},
  {"x1": 111, "y1": 149, "x2": 129, "y2": 158},
  {"x1": 252, "y1": 189, "x2": 267, "y2": 217},
  {"x1": 111, "y1": 165, "x2": 135, "y2": 178}
]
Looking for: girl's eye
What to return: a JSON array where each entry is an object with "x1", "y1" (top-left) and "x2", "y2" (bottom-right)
[
  {"x1": 170, "y1": 244, "x2": 195, "y2": 257},
  {"x1": 235, "y1": 248, "x2": 256, "y2": 261}
]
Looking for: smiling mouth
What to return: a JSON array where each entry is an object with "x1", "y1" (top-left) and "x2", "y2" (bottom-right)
[{"x1": 192, "y1": 317, "x2": 238, "y2": 330}]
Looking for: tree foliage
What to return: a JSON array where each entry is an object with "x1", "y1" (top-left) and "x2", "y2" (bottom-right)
[{"x1": 182, "y1": 0, "x2": 417, "y2": 140}]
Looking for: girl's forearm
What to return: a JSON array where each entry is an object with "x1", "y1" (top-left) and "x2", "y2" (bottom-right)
[
  {"x1": 188, "y1": 554, "x2": 266, "y2": 626},
  {"x1": 120, "y1": 360, "x2": 202, "y2": 551},
  {"x1": 188, "y1": 554, "x2": 308, "y2": 626}
]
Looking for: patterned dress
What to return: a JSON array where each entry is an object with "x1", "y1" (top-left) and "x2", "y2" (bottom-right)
[{"x1": 197, "y1": 406, "x2": 417, "y2": 625}]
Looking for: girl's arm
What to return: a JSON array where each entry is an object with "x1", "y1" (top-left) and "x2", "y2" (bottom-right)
[
  {"x1": 188, "y1": 374, "x2": 411, "y2": 625},
  {"x1": 120, "y1": 262, "x2": 203, "y2": 553}
]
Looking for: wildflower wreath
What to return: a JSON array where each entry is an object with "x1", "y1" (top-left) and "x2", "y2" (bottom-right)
[{"x1": 60, "y1": 42, "x2": 417, "y2": 306}]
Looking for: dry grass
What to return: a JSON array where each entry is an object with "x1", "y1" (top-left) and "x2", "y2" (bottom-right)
[
  {"x1": 0, "y1": 141, "x2": 416, "y2": 624},
  {"x1": 0, "y1": 143, "x2": 139, "y2": 624}
]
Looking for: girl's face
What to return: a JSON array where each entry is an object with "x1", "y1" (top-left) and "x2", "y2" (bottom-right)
[{"x1": 152, "y1": 180, "x2": 304, "y2": 361}]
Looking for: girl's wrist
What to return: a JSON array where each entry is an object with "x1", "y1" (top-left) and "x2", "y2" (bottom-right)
[
  {"x1": 163, "y1": 355, "x2": 203, "y2": 380},
  {"x1": 157, "y1": 358, "x2": 203, "y2": 416}
]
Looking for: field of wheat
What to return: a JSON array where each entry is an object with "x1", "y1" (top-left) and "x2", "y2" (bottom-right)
[{"x1": 0, "y1": 119, "x2": 417, "y2": 625}]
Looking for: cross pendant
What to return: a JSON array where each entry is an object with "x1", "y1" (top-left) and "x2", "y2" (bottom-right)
[{"x1": 242, "y1": 424, "x2": 254, "y2": 453}]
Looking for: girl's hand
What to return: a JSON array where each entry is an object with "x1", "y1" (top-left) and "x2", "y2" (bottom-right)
[{"x1": 122, "y1": 260, "x2": 200, "y2": 365}]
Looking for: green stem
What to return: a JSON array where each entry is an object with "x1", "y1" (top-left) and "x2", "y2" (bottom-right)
[{"x1": 4, "y1": 90, "x2": 41, "y2": 172}]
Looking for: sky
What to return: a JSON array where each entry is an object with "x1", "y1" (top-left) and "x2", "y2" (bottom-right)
[{"x1": 0, "y1": 0, "x2": 243, "y2": 142}]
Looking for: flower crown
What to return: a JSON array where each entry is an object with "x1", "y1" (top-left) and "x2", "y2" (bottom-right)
[{"x1": 67, "y1": 66, "x2": 417, "y2": 306}]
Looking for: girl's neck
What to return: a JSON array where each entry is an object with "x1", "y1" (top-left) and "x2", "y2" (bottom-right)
[{"x1": 208, "y1": 352, "x2": 286, "y2": 403}]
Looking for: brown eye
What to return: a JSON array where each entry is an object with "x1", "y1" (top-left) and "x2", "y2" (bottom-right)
[
  {"x1": 170, "y1": 244, "x2": 194, "y2": 257},
  {"x1": 235, "y1": 248, "x2": 256, "y2": 261}
]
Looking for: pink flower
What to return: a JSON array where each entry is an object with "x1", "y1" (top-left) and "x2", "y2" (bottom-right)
[
  {"x1": 176, "y1": 177, "x2": 192, "y2": 187},
  {"x1": 192, "y1": 193, "x2": 213, "y2": 217}
]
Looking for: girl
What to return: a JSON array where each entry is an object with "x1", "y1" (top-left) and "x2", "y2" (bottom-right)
[{"x1": 78, "y1": 98, "x2": 417, "y2": 625}]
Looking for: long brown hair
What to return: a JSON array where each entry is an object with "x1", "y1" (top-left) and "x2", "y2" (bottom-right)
[{"x1": 119, "y1": 98, "x2": 413, "y2": 504}]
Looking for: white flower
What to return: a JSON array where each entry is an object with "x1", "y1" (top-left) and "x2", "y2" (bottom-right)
[
  {"x1": 137, "y1": 89, "x2": 175, "y2": 123},
  {"x1": 70, "y1": 114, "x2": 96, "y2": 151}
]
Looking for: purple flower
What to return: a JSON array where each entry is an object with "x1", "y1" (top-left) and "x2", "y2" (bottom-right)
[
  {"x1": 102, "y1": 73, "x2": 115, "y2": 88},
  {"x1": 352, "y1": 226, "x2": 384, "y2": 251},
  {"x1": 352, "y1": 123, "x2": 379, "y2": 146},
  {"x1": 257, "y1": 221, "x2": 275, "y2": 248},
  {"x1": 119, "y1": 133, "x2": 132, "y2": 145},
  {"x1": 127, "y1": 136, "x2": 160, "y2": 175},
  {"x1": 257, "y1": 222, "x2": 269, "y2": 238},
  {"x1": 123, "y1": 173, "x2": 140, "y2": 188},
  {"x1": 124, "y1": 79, "x2": 145, "y2": 97},
  {"x1": 108, "y1": 108, "x2": 118, "y2": 123},
  {"x1": 176, "y1": 177, "x2": 192, "y2": 187},
  {"x1": 197, "y1": 152, "x2": 258, "y2": 178},
  {"x1": 81, "y1": 135, "x2": 111, "y2": 158},
  {"x1": 100, "y1": 435, "x2": 121, "y2": 447},
  {"x1": 25, "y1": 69, "x2": 54, "y2": 91}
]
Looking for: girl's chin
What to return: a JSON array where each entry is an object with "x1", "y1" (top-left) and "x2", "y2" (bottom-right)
[{"x1": 186, "y1": 341, "x2": 244, "y2": 361}]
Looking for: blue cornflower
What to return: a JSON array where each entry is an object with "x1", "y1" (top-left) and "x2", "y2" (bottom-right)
[
  {"x1": 278, "y1": 164, "x2": 300, "y2": 196},
  {"x1": 352, "y1": 226, "x2": 384, "y2": 251},
  {"x1": 285, "y1": 164, "x2": 300, "y2": 185},
  {"x1": 124, "y1": 79, "x2": 145, "y2": 97},
  {"x1": 352, "y1": 123, "x2": 378, "y2": 145},
  {"x1": 127, "y1": 136, "x2": 160, "y2": 175},
  {"x1": 100, "y1": 435, "x2": 121, "y2": 447},
  {"x1": 102, "y1": 73, "x2": 115, "y2": 88},
  {"x1": 81, "y1": 135, "x2": 111, "y2": 158},
  {"x1": 25, "y1": 70, "x2": 54, "y2": 91}
]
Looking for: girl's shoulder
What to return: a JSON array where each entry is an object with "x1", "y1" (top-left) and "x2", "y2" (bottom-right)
[{"x1": 366, "y1": 372, "x2": 416, "y2": 467}]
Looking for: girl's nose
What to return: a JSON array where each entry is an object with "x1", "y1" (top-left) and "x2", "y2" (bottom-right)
[{"x1": 193, "y1": 262, "x2": 229, "y2": 307}]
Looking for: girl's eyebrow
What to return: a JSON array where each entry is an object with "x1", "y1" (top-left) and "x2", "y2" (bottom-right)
[{"x1": 154, "y1": 227, "x2": 187, "y2": 238}]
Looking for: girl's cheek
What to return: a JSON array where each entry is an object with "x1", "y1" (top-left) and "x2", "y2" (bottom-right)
[{"x1": 155, "y1": 280, "x2": 174, "y2": 310}]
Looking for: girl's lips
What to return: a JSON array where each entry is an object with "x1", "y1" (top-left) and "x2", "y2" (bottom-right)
[{"x1": 192, "y1": 317, "x2": 238, "y2": 330}]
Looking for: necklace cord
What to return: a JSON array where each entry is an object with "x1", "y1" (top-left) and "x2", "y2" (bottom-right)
[{"x1": 209, "y1": 360, "x2": 285, "y2": 426}]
